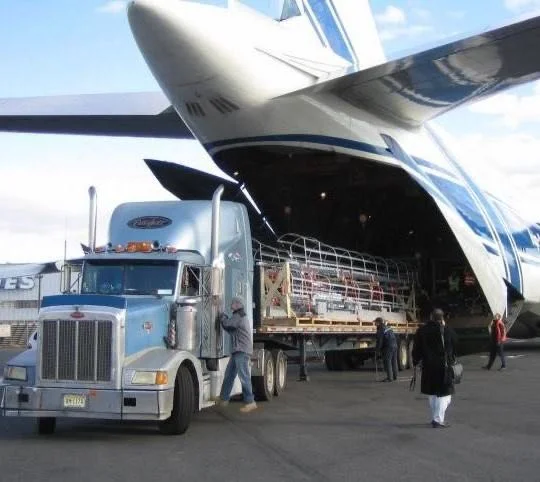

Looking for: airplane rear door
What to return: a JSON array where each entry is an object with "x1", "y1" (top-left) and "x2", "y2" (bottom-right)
[{"x1": 381, "y1": 134, "x2": 507, "y2": 317}]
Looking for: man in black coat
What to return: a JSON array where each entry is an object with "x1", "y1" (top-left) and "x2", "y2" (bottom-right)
[{"x1": 412, "y1": 309, "x2": 458, "y2": 428}]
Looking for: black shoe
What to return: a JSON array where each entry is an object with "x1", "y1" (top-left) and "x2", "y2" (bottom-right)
[
  {"x1": 431, "y1": 421, "x2": 450, "y2": 428},
  {"x1": 482, "y1": 366, "x2": 491, "y2": 370},
  {"x1": 380, "y1": 378, "x2": 392, "y2": 382}
]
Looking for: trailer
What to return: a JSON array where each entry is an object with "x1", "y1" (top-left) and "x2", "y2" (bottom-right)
[
  {"x1": 1, "y1": 187, "x2": 419, "y2": 435},
  {"x1": 251, "y1": 234, "x2": 419, "y2": 392}
]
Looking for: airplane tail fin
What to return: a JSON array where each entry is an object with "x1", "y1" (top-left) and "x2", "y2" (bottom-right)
[{"x1": 302, "y1": 0, "x2": 386, "y2": 70}]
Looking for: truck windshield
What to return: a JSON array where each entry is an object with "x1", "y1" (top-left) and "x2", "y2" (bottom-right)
[{"x1": 81, "y1": 260, "x2": 178, "y2": 296}]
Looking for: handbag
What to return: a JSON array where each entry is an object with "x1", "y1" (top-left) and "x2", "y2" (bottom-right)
[
  {"x1": 440, "y1": 326, "x2": 463, "y2": 384},
  {"x1": 449, "y1": 361, "x2": 463, "y2": 384}
]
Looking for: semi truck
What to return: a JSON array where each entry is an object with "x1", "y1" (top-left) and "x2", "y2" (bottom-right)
[{"x1": 1, "y1": 186, "x2": 419, "y2": 435}]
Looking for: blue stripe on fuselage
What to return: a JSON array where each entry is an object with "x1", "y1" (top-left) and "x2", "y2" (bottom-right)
[
  {"x1": 326, "y1": 0, "x2": 358, "y2": 68},
  {"x1": 305, "y1": 0, "x2": 354, "y2": 65},
  {"x1": 427, "y1": 127, "x2": 522, "y2": 293},
  {"x1": 302, "y1": 2, "x2": 328, "y2": 47},
  {"x1": 207, "y1": 133, "x2": 539, "y2": 282}
]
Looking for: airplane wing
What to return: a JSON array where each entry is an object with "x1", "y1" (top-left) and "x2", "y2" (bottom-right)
[
  {"x1": 144, "y1": 159, "x2": 277, "y2": 237},
  {"x1": 289, "y1": 15, "x2": 540, "y2": 127},
  {"x1": 0, "y1": 92, "x2": 194, "y2": 138}
]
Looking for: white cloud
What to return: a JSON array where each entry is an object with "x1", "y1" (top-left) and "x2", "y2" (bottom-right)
[
  {"x1": 0, "y1": 135, "x2": 221, "y2": 263},
  {"x1": 96, "y1": 1, "x2": 128, "y2": 14},
  {"x1": 504, "y1": 0, "x2": 540, "y2": 11},
  {"x1": 375, "y1": 5, "x2": 434, "y2": 42},
  {"x1": 504, "y1": 0, "x2": 540, "y2": 20},
  {"x1": 437, "y1": 128, "x2": 540, "y2": 222},
  {"x1": 375, "y1": 6, "x2": 407, "y2": 25},
  {"x1": 468, "y1": 81, "x2": 540, "y2": 129},
  {"x1": 412, "y1": 8, "x2": 431, "y2": 20}
]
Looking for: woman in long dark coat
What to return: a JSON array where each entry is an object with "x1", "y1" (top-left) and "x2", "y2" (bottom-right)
[{"x1": 412, "y1": 309, "x2": 458, "y2": 428}]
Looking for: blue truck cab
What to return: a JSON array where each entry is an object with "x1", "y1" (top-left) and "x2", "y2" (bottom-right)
[{"x1": 1, "y1": 191, "x2": 255, "y2": 435}]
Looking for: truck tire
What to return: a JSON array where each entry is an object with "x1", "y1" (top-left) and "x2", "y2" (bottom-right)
[
  {"x1": 252, "y1": 349, "x2": 274, "y2": 401},
  {"x1": 325, "y1": 351, "x2": 335, "y2": 371},
  {"x1": 407, "y1": 338, "x2": 414, "y2": 369},
  {"x1": 272, "y1": 349, "x2": 287, "y2": 396},
  {"x1": 325, "y1": 351, "x2": 347, "y2": 371},
  {"x1": 345, "y1": 352, "x2": 363, "y2": 370},
  {"x1": 158, "y1": 364, "x2": 195, "y2": 435},
  {"x1": 37, "y1": 417, "x2": 56, "y2": 435},
  {"x1": 397, "y1": 337, "x2": 409, "y2": 371}
]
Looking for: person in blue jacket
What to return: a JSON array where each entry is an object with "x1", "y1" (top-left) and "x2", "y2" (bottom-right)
[{"x1": 375, "y1": 317, "x2": 398, "y2": 382}]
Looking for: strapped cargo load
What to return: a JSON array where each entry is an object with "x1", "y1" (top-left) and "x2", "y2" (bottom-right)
[{"x1": 254, "y1": 234, "x2": 419, "y2": 334}]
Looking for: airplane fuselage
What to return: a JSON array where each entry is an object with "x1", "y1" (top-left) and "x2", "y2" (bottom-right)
[{"x1": 127, "y1": 0, "x2": 540, "y2": 337}]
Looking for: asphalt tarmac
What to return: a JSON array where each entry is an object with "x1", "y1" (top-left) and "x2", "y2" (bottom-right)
[{"x1": 1, "y1": 344, "x2": 538, "y2": 482}]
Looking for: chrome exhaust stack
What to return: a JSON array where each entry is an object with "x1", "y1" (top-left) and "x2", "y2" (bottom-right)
[
  {"x1": 88, "y1": 186, "x2": 97, "y2": 253},
  {"x1": 210, "y1": 184, "x2": 225, "y2": 265},
  {"x1": 203, "y1": 185, "x2": 225, "y2": 367}
]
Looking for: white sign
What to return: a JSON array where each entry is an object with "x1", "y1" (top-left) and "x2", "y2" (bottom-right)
[
  {"x1": 0, "y1": 324, "x2": 11, "y2": 337},
  {"x1": 0, "y1": 276, "x2": 35, "y2": 291}
]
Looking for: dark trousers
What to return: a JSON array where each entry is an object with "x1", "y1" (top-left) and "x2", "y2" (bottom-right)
[
  {"x1": 486, "y1": 342, "x2": 506, "y2": 369},
  {"x1": 383, "y1": 347, "x2": 398, "y2": 380}
]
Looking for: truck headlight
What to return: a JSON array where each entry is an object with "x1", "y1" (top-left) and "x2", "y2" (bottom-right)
[
  {"x1": 4, "y1": 366, "x2": 28, "y2": 381},
  {"x1": 131, "y1": 370, "x2": 168, "y2": 385}
]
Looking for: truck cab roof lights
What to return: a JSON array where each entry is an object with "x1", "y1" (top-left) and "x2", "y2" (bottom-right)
[
  {"x1": 126, "y1": 241, "x2": 153, "y2": 253},
  {"x1": 164, "y1": 244, "x2": 178, "y2": 253},
  {"x1": 90, "y1": 241, "x2": 180, "y2": 254}
]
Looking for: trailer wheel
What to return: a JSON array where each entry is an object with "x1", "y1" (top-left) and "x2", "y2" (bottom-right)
[
  {"x1": 325, "y1": 351, "x2": 347, "y2": 371},
  {"x1": 37, "y1": 417, "x2": 56, "y2": 435},
  {"x1": 252, "y1": 349, "x2": 274, "y2": 401},
  {"x1": 345, "y1": 352, "x2": 364, "y2": 370},
  {"x1": 159, "y1": 364, "x2": 195, "y2": 435},
  {"x1": 398, "y1": 338, "x2": 408, "y2": 371},
  {"x1": 406, "y1": 338, "x2": 414, "y2": 369},
  {"x1": 272, "y1": 349, "x2": 287, "y2": 396},
  {"x1": 325, "y1": 351, "x2": 335, "y2": 371}
]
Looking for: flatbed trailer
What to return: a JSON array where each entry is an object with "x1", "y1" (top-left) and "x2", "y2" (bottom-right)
[{"x1": 248, "y1": 235, "x2": 420, "y2": 392}]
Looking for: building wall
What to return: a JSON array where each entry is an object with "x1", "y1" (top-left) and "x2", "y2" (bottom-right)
[{"x1": 0, "y1": 266, "x2": 81, "y2": 346}]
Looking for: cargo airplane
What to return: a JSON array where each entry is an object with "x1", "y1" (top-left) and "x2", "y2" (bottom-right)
[{"x1": 2, "y1": 0, "x2": 540, "y2": 341}]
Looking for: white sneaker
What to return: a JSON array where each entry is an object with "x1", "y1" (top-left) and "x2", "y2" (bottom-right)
[
  {"x1": 211, "y1": 396, "x2": 229, "y2": 407},
  {"x1": 239, "y1": 402, "x2": 257, "y2": 413}
]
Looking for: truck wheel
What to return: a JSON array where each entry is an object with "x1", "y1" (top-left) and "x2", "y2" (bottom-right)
[
  {"x1": 406, "y1": 338, "x2": 414, "y2": 369},
  {"x1": 37, "y1": 417, "x2": 56, "y2": 435},
  {"x1": 252, "y1": 349, "x2": 274, "y2": 401},
  {"x1": 272, "y1": 349, "x2": 287, "y2": 396},
  {"x1": 345, "y1": 352, "x2": 363, "y2": 370},
  {"x1": 398, "y1": 338, "x2": 408, "y2": 371},
  {"x1": 159, "y1": 365, "x2": 195, "y2": 435},
  {"x1": 325, "y1": 351, "x2": 336, "y2": 371},
  {"x1": 325, "y1": 351, "x2": 347, "y2": 371}
]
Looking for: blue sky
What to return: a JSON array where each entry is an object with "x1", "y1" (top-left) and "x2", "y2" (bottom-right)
[{"x1": 1, "y1": 0, "x2": 540, "y2": 263}]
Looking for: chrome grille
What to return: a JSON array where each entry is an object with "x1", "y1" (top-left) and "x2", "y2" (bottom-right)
[{"x1": 41, "y1": 319, "x2": 113, "y2": 382}]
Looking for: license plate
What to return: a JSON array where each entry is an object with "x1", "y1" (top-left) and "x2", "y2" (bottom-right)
[{"x1": 63, "y1": 394, "x2": 87, "y2": 409}]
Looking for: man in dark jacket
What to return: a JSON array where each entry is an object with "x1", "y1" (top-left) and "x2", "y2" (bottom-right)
[
  {"x1": 412, "y1": 309, "x2": 458, "y2": 428},
  {"x1": 215, "y1": 296, "x2": 257, "y2": 413},
  {"x1": 375, "y1": 317, "x2": 398, "y2": 382}
]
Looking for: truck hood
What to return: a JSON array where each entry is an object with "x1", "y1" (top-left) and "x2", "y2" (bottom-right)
[{"x1": 41, "y1": 294, "x2": 171, "y2": 357}]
